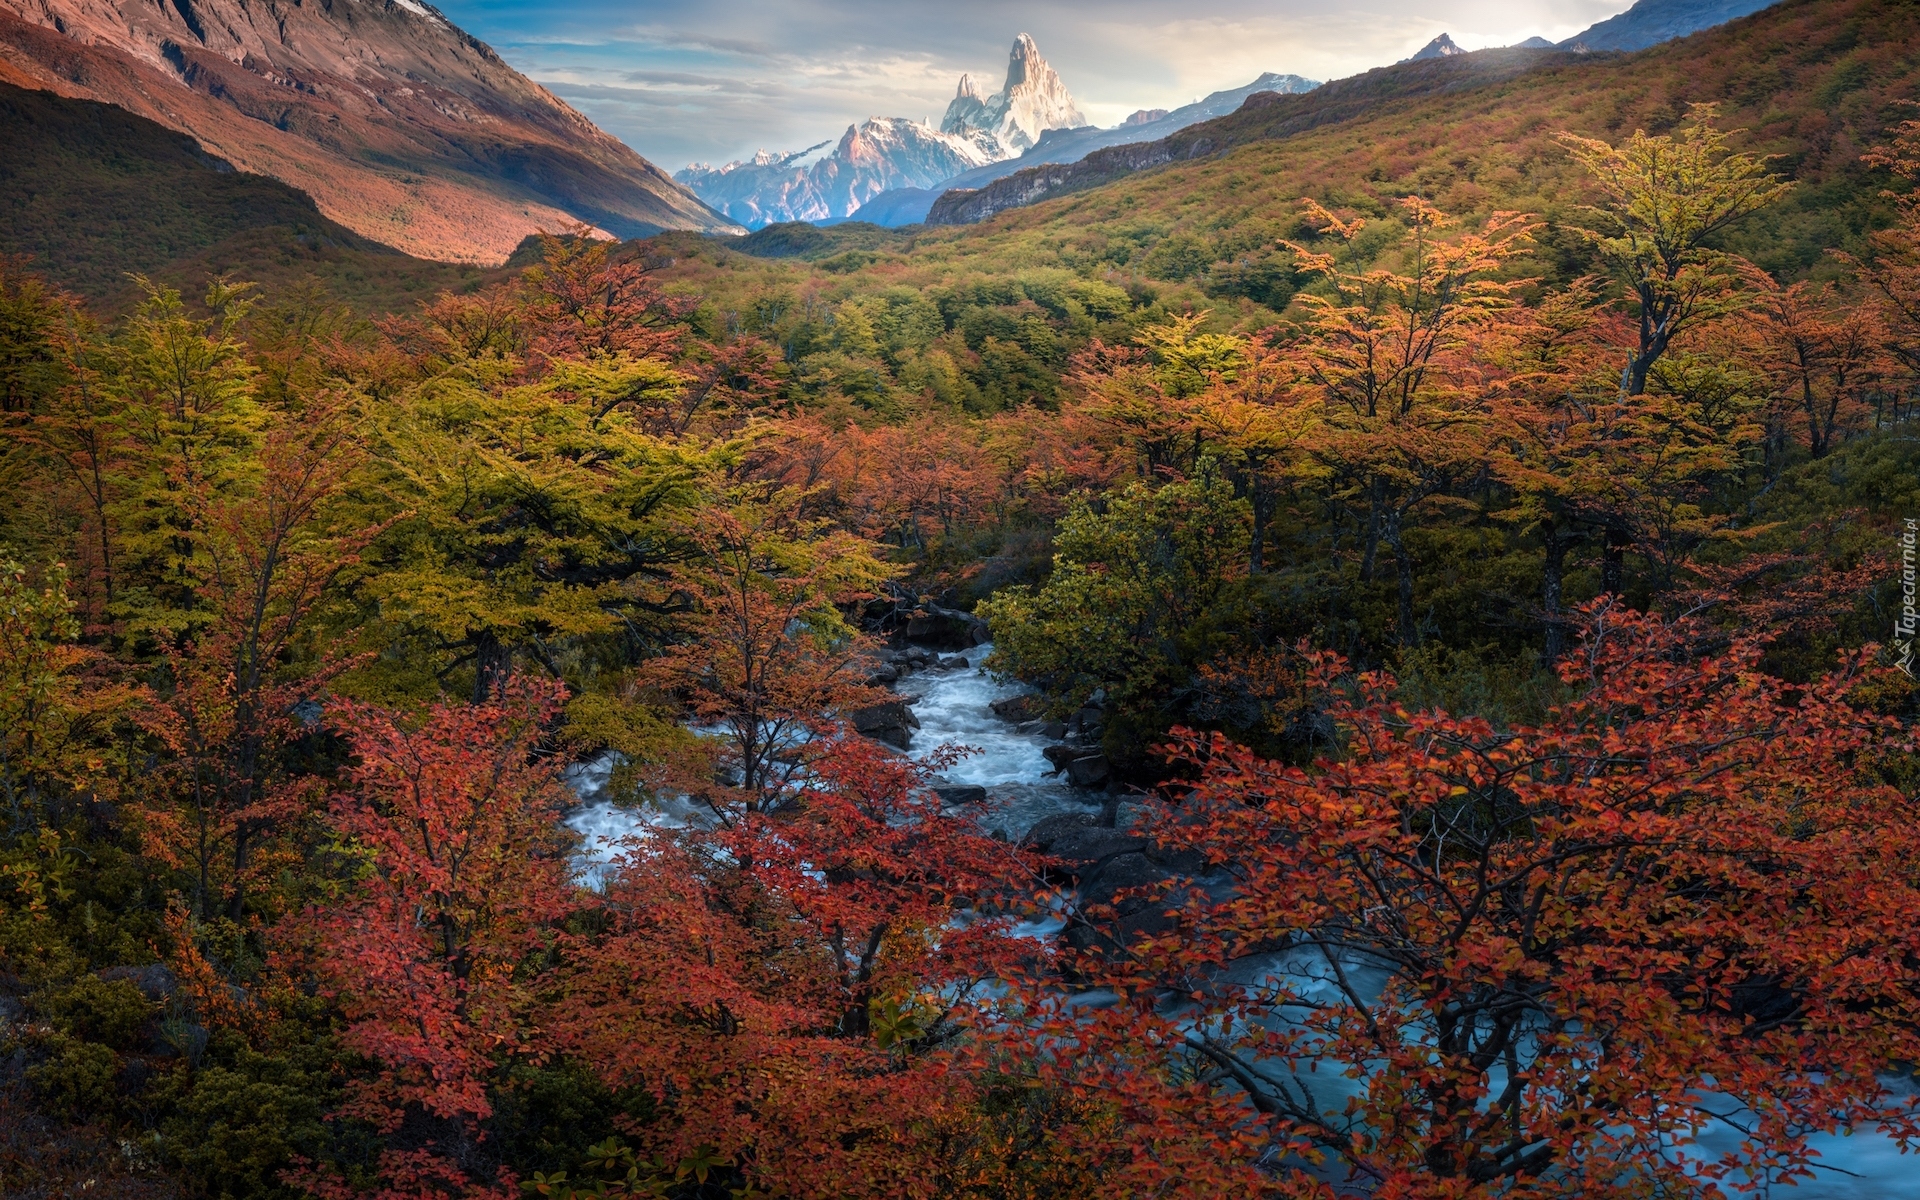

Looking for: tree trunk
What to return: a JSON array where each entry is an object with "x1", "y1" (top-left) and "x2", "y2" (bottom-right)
[
  {"x1": 1542, "y1": 528, "x2": 1574, "y2": 665},
  {"x1": 473, "y1": 632, "x2": 512, "y2": 703},
  {"x1": 1386, "y1": 509, "x2": 1418, "y2": 648},
  {"x1": 1602, "y1": 525, "x2": 1629, "y2": 596}
]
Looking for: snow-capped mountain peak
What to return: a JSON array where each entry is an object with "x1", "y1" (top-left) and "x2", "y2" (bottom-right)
[
  {"x1": 941, "y1": 32, "x2": 1086, "y2": 154},
  {"x1": 1406, "y1": 32, "x2": 1468, "y2": 61}
]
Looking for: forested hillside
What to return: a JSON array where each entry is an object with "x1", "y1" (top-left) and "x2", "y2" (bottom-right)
[{"x1": 5, "y1": 0, "x2": 1920, "y2": 1196}]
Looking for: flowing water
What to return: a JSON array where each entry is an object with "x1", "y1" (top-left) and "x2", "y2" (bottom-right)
[
  {"x1": 893, "y1": 642, "x2": 1105, "y2": 839},
  {"x1": 559, "y1": 643, "x2": 1917, "y2": 1194},
  {"x1": 565, "y1": 644, "x2": 1099, "y2": 870}
]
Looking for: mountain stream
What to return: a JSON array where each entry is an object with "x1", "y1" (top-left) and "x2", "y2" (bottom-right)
[{"x1": 560, "y1": 645, "x2": 1915, "y2": 1196}]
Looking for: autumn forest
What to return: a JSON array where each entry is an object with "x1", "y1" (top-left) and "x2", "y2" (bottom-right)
[{"x1": 7, "y1": 0, "x2": 1920, "y2": 1196}]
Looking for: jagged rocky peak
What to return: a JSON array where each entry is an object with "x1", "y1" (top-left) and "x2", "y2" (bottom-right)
[
  {"x1": 940, "y1": 32, "x2": 1086, "y2": 154},
  {"x1": 944, "y1": 72, "x2": 990, "y2": 134},
  {"x1": 1407, "y1": 32, "x2": 1468, "y2": 60}
]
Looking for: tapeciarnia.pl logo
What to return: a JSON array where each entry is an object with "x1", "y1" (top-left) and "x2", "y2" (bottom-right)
[{"x1": 1899, "y1": 517, "x2": 1918, "y2": 679}]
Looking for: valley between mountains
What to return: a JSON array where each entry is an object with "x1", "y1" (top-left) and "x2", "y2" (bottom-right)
[{"x1": 6, "y1": 0, "x2": 1920, "y2": 1197}]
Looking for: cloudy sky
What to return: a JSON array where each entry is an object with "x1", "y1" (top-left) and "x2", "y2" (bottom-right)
[{"x1": 432, "y1": 1, "x2": 1636, "y2": 171}]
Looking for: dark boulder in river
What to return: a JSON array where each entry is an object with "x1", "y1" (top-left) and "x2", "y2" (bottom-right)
[
  {"x1": 1065, "y1": 753, "x2": 1110, "y2": 790},
  {"x1": 905, "y1": 604, "x2": 990, "y2": 649},
  {"x1": 852, "y1": 700, "x2": 920, "y2": 749},
  {"x1": 991, "y1": 694, "x2": 1042, "y2": 722}
]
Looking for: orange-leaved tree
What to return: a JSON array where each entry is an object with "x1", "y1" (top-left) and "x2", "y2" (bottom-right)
[
  {"x1": 1028, "y1": 601, "x2": 1920, "y2": 1198},
  {"x1": 1287, "y1": 197, "x2": 1532, "y2": 645},
  {"x1": 137, "y1": 393, "x2": 380, "y2": 921},
  {"x1": 640, "y1": 493, "x2": 894, "y2": 820}
]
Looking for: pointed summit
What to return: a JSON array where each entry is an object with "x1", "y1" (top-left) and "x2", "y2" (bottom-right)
[
  {"x1": 940, "y1": 32, "x2": 1085, "y2": 154},
  {"x1": 1406, "y1": 32, "x2": 1467, "y2": 61},
  {"x1": 1005, "y1": 32, "x2": 1043, "y2": 88}
]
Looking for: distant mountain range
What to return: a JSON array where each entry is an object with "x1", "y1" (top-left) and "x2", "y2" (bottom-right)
[
  {"x1": 677, "y1": 36, "x2": 1317, "y2": 230},
  {"x1": 926, "y1": 0, "x2": 1790, "y2": 230},
  {"x1": 677, "y1": 34, "x2": 1098, "y2": 228},
  {"x1": 0, "y1": 0, "x2": 736, "y2": 262},
  {"x1": 1559, "y1": 0, "x2": 1780, "y2": 51},
  {"x1": 1400, "y1": 0, "x2": 1777, "y2": 65},
  {"x1": 841, "y1": 71, "x2": 1318, "y2": 228},
  {"x1": 689, "y1": 0, "x2": 1778, "y2": 233}
]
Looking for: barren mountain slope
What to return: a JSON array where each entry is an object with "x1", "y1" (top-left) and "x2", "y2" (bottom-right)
[{"x1": 0, "y1": 0, "x2": 738, "y2": 261}]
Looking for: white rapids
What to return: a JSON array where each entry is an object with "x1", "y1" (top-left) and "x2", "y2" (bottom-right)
[{"x1": 563, "y1": 642, "x2": 1096, "y2": 880}]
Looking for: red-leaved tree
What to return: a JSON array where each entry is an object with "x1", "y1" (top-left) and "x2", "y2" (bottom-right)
[
  {"x1": 1023, "y1": 601, "x2": 1920, "y2": 1198},
  {"x1": 291, "y1": 680, "x2": 576, "y2": 1200},
  {"x1": 551, "y1": 734, "x2": 1036, "y2": 1199}
]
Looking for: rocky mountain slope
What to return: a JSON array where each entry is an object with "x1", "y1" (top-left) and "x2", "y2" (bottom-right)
[
  {"x1": 0, "y1": 77, "x2": 488, "y2": 306},
  {"x1": 0, "y1": 0, "x2": 737, "y2": 262},
  {"x1": 1406, "y1": 33, "x2": 1468, "y2": 60},
  {"x1": 677, "y1": 33, "x2": 1089, "y2": 229},
  {"x1": 852, "y1": 71, "x2": 1318, "y2": 228},
  {"x1": 1560, "y1": 0, "x2": 1779, "y2": 50}
]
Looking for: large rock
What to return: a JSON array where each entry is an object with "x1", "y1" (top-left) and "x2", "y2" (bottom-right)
[
  {"x1": 904, "y1": 604, "x2": 990, "y2": 649},
  {"x1": 100, "y1": 963, "x2": 177, "y2": 1000},
  {"x1": 1020, "y1": 813, "x2": 1095, "y2": 852},
  {"x1": 1080, "y1": 852, "x2": 1173, "y2": 918},
  {"x1": 1063, "y1": 852, "x2": 1182, "y2": 956},
  {"x1": 852, "y1": 701, "x2": 920, "y2": 749},
  {"x1": 932, "y1": 784, "x2": 988, "y2": 806},
  {"x1": 1067, "y1": 707, "x2": 1105, "y2": 741},
  {"x1": 991, "y1": 695, "x2": 1042, "y2": 722},
  {"x1": 1065, "y1": 753, "x2": 1110, "y2": 790},
  {"x1": 1046, "y1": 826, "x2": 1146, "y2": 874},
  {"x1": 1042, "y1": 744, "x2": 1079, "y2": 773}
]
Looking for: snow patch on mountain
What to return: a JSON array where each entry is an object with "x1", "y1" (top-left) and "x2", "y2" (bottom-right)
[{"x1": 677, "y1": 118, "x2": 998, "y2": 228}]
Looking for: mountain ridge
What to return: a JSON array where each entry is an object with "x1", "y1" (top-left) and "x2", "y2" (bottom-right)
[
  {"x1": 0, "y1": 0, "x2": 739, "y2": 262},
  {"x1": 1560, "y1": 0, "x2": 1780, "y2": 50},
  {"x1": 852, "y1": 71, "x2": 1319, "y2": 228}
]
